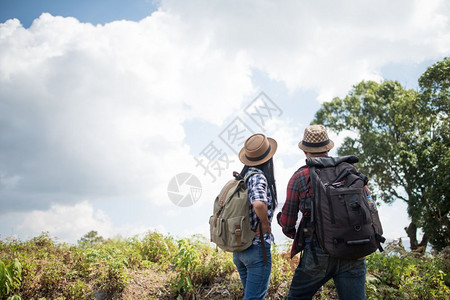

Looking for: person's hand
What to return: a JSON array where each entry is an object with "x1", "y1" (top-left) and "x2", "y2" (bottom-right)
[
  {"x1": 260, "y1": 222, "x2": 271, "y2": 235},
  {"x1": 277, "y1": 212, "x2": 282, "y2": 226}
]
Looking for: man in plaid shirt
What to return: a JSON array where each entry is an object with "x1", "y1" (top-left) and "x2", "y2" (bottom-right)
[
  {"x1": 279, "y1": 156, "x2": 316, "y2": 256},
  {"x1": 278, "y1": 125, "x2": 368, "y2": 300}
]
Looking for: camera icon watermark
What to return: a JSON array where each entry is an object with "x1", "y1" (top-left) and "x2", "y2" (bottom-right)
[{"x1": 167, "y1": 173, "x2": 202, "y2": 207}]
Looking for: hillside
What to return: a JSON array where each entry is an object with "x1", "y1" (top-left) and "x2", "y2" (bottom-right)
[{"x1": 1, "y1": 232, "x2": 449, "y2": 299}]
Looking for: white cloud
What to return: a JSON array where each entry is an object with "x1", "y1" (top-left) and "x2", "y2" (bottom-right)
[
  {"x1": 0, "y1": 10, "x2": 255, "y2": 210},
  {"x1": 265, "y1": 118, "x2": 304, "y2": 158},
  {"x1": 159, "y1": 0, "x2": 450, "y2": 101},
  {"x1": 166, "y1": 209, "x2": 180, "y2": 217},
  {"x1": 181, "y1": 222, "x2": 210, "y2": 240},
  {"x1": 14, "y1": 201, "x2": 154, "y2": 243}
]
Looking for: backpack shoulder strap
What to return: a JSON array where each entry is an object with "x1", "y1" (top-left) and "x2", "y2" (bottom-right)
[{"x1": 308, "y1": 165, "x2": 318, "y2": 224}]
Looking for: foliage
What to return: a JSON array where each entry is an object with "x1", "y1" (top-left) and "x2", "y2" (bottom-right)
[
  {"x1": 415, "y1": 57, "x2": 450, "y2": 251},
  {"x1": 132, "y1": 230, "x2": 177, "y2": 265},
  {"x1": 0, "y1": 259, "x2": 22, "y2": 300},
  {"x1": 268, "y1": 244, "x2": 296, "y2": 296},
  {"x1": 0, "y1": 232, "x2": 448, "y2": 299},
  {"x1": 170, "y1": 235, "x2": 235, "y2": 299},
  {"x1": 172, "y1": 239, "x2": 199, "y2": 297},
  {"x1": 366, "y1": 241, "x2": 450, "y2": 299},
  {"x1": 77, "y1": 230, "x2": 104, "y2": 247},
  {"x1": 313, "y1": 57, "x2": 449, "y2": 251},
  {"x1": 0, "y1": 232, "x2": 143, "y2": 299}
]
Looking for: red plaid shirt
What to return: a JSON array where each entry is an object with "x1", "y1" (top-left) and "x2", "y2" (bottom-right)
[{"x1": 278, "y1": 164, "x2": 312, "y2": 258}]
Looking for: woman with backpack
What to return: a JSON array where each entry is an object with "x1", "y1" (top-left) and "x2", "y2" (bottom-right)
[{"x1": 234, "y1": 133, "x2": 278, "y2": 300}]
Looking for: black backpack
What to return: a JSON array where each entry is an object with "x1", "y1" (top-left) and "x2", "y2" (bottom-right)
[{"x1": 307, "y1": 155, "x2": 385, "y2": 259}]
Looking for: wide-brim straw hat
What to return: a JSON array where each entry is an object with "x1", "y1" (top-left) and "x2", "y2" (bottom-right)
[
  {"x1": 239, "y1": 133, "x2": 277, "y2": 166},
  {"x1": 298, "y1": 124, "x2": 334, "y2": 153}
]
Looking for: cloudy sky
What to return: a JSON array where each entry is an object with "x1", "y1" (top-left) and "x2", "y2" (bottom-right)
[{"x1": 0, "y1": 0, "x2": 449, "y2": 246}]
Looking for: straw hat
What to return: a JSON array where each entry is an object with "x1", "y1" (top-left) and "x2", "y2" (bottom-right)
[
  {"x1": 239, "y1": 134, "x2": 277, "y2": 166},
  {"x1": 298, "y1": 124, "x2": 334, "y2": 153}
]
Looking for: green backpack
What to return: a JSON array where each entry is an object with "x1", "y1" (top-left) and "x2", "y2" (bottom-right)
[{"x1": 209, "y1": 171, "x2": 259, "y2": 252}]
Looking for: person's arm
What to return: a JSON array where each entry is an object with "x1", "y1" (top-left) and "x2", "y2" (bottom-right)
[
  {"x1": 248, "y1": 173, "x2": 271, "y2": 235},
  {"x1": 277, "y1": 173, "x2": 300, "y2": 239},
  {"x1": 253, "y1": 200, "x2": 271, "y2": 235}
]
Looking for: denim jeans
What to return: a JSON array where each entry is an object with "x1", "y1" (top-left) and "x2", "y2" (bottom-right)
[
  {"x1": 233, "y1": 242, "x2": 272, "y2": 300},
  {"x1": 287, "y1": 240, "x2": 366, "y2": 300}
]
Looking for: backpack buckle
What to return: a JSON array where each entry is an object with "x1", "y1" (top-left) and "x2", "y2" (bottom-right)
[
  {"x1": 233, "y1": 171, "x2": 242, "y2": 180},
  {"x1": 235, "y1": 225, "x2": 242, "y2": 245}
]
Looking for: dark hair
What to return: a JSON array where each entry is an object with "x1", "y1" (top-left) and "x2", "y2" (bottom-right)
[{"x1": 240, "y1": 158, "x2": 278, "y2": 209}]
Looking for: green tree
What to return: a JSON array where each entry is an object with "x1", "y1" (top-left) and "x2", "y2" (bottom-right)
[
  {"x1": 415, "y1": 57, "x2": 450, "y2": 251},
  {"x1": 313, "y1": 58, "x2": 449, "y2": 251},
  {"x1": 78, "y1": 230, "x2": 104, "y2": 247}
]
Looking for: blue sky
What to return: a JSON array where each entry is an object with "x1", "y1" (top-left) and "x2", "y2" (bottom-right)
[
  {"x1": 0, "y1": 0, "x2": 448, "y2": 247},
  {"x1": 0, "y1": 0, "x2": 159, "y2": 27}
]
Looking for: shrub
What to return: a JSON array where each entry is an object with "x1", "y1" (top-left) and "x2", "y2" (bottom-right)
[
  {"x1": 269, "y1": 244, "x2": 296, "y2": 297},
  {"x1": 133, "y1": 231, "x2": 177, "y2": 266},
  {"x1": 72, "y1": 239, "x2": 131, "y2": 295},
  {"x1": 0, "y1": 258, "x2": 22, "y2": 300},
  {"x1": 366, "y1": 241, "x2": 450, "y2": 300},
  {"x1": 170, "y1": 236, "x2": 236, "y2": 298},
  {"x1": 0, "y1": 233, "x2": 448, "y2": 299}
]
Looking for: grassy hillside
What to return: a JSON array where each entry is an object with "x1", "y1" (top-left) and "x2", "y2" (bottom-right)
[{"x1": 1, "y1": 232, "x2": 449, "y2": 299}]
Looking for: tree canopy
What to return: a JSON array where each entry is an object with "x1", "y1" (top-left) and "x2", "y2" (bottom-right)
[
  {"x1": 78, "y1": 230, "x2": 105, "y2": 247},
  {"x1": 313, "y1": 57, "x2": 449, "y2": 251}
]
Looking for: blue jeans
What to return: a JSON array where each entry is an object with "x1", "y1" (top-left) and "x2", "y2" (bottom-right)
[
  {"x1": 288, "y1": 241, "x2": 366, "y2": 300},
  {"x1": 233, "y1": 242, "x2": 272, "y2": 300}
]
